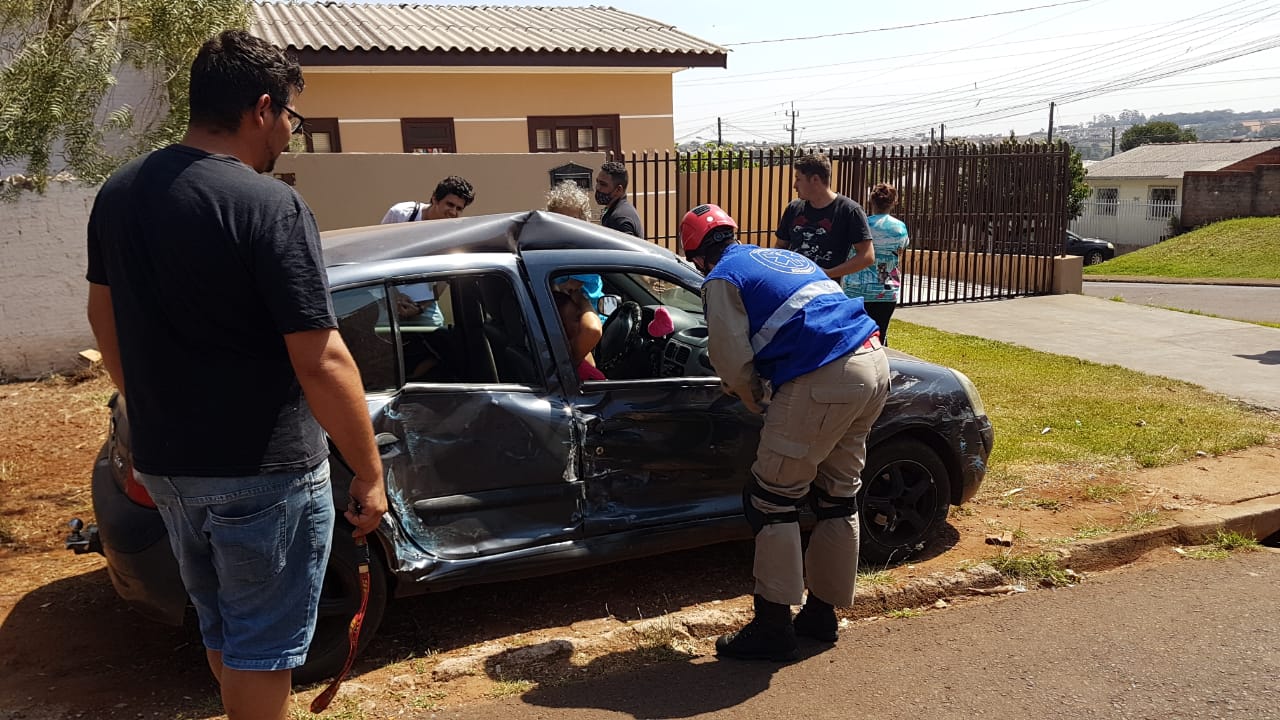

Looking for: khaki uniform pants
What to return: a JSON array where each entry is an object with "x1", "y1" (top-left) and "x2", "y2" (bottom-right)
[{"x1": 750, "y1": 346, "x2": 890, "y2": 607}]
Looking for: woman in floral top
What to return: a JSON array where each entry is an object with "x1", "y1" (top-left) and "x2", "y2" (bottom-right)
[{"x1": 843, "y1": 183, "x2": 909, "y2": 345}]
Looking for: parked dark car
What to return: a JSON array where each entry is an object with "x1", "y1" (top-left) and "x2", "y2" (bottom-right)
[
  {"x1": 1064, "y1": 230, "x2": 1115, "y2": 265},
  {"x1": 70, "y1": 211, "x2": 993, "y2": 683}
]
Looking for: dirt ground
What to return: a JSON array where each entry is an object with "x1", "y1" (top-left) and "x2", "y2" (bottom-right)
[{"x1": 1, "y1": 372, "x2": 1276, "y2": 719}]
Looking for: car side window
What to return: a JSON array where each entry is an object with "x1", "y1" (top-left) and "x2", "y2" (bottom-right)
[
  {"x1": 394, "y1": 274, "x2": 542, "y2": 387},
  {"x1": 331, "y1": 286, "x2": 398, "y2": 393},
  {"x1": 556, "y1": 268, "x2": 713, "y2": 383}
]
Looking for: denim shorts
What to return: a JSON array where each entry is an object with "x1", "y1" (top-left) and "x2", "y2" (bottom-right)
[{"x1": 137, "y1": 461, "x2": 336, "y2": 671}]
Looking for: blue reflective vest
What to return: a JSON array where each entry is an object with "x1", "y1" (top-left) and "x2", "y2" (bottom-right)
[{"x1": 705, "y1": 244, "x2": 878, "y2": 387}]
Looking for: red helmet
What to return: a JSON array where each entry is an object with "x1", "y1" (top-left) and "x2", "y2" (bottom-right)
[{"x1": 680, "y1": 204, "x2": 737, "y2": 255}]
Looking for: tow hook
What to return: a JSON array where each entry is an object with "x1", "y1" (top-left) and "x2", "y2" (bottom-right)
[{"x1": 66, "y1": 518, "x2": 102, "y2": 555}]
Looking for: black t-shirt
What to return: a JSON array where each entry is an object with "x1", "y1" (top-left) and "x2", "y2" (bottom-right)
[
  {"x1": 86, "y1": 145, "x2": 337, "y2": 476},
  {"x1": 602, "y1": 197, "x2": 645, "y2": 239},
  {"x1": 775, "y1": 194, "x2": 872, "y2": 269}
]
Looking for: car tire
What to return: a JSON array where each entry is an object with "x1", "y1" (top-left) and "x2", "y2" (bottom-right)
[
  {"x1": 294, "y1": 523, "x2": 389, "y2": 686},
  {"x1": 858, "y1": 438, "x2": 951, "y2": 565},
  {"x1": 1084, "y1": 251, "x2": 1105, "y2": 266}
]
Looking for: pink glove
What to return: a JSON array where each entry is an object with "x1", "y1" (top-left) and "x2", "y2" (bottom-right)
[{"x1": 648, "y1": 306, "x2": 675, "y2": 337}]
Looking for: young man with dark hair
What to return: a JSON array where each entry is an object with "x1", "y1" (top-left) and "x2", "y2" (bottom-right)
[
  {"x1": 380, "y1": 174, "x2": 475, "y2": 223},
  {"x1": 86, "y1": 29, "x2": 386, "y2": 720},
  {"x1": 596, "y1": 160, "x2": 644, "y2": 238},
  {"x1": 681, "y1": 203, "x2": 889, "y2": 662},
  {"x1": 776, "y1": 154, "x2": 875, "y2": 282}
]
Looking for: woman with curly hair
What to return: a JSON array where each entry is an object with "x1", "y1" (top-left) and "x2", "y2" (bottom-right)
[{"x1": 545, "y1": 180, "x2": 594, "y2": 222}]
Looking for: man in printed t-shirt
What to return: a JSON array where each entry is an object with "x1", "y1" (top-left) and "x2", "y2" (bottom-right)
[{"x1": 774, "y1": 154, "x2": 875, "y2": 285}]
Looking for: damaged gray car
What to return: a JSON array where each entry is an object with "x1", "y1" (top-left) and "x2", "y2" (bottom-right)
[{"x1": 70, "y1": 210, "x2": 993, "y2": 683}]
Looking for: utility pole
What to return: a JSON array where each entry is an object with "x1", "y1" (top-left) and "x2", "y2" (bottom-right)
[
  {"x1": 717, "y1": 117, "x2": 722, "y2": 145},
  {"x1": 1111, "y1": 126, "x2": 1117, "y2": 157},
  {"x1": 784, "y1": 102, "x2": 800, "y2": 148},
  {"x1": 1047, "y1": 101, "x2": 1056, "y2": 143}
]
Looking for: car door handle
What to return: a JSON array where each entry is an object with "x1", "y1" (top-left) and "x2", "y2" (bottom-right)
[{"x1": 375, "y1": 433, "x2": 403, "y2": 459}]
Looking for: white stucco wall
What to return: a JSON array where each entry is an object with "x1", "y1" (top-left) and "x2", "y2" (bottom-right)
[{"x1": 0, "y1": 181, "x2": 98, "y2": 380}]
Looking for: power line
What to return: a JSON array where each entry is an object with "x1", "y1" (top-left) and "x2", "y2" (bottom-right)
[
  {"x1": 759, "y1": 3, "x2": 1276, "y2": 137},
  {"x1": 721, "y1": 0, "x2": 1092, "y2": 47}
]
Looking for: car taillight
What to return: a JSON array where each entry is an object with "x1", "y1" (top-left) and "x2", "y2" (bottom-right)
[{"x1": 124, "y1": 465, "x2": 157, "y2": 509}]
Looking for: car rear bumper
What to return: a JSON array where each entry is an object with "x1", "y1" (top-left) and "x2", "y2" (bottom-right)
[{"x1": 91, "y1": 450, "x2": 187, "y2": 626}]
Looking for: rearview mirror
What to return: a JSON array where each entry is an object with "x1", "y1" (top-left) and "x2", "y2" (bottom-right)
[{"x1": 598, "y1": 294, "x2": 622, "y2": 317}]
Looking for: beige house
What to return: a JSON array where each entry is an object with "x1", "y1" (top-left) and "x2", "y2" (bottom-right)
[
  {"x1": 250, "y1": 1, "x2": 726, "y2": 155},
  {"x1": 1074, "y1": 140, "x2": 1280, "y2": 248}
]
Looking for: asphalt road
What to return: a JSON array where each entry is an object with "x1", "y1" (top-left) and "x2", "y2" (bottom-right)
[
  {"x1": 441, "y1": 551, "x2": 1280, "y2": 720},
  {"x1": 1083, "y1": 281, "x2": 1280, "y2": 324}
]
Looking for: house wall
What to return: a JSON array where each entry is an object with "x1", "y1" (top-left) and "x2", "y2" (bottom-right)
[
  {"x1": 0, "y1": 153, "x2": 607, "y2": 378},
  {"x1": 296, "y1": 70, "x2": 675, "y2": 153},
  {"x1": 1077, "y1": 177, "x2": 1182, "y2": 248},
  {"x1": 1181, "y1": 165, "x2": 1280, "y2": 228},
  {"x1": 0, "y1": 182, "x2": 99, "y2": 379},
  {"x1": 272, "y1": 151, "x2": 607, "y2": 231}
]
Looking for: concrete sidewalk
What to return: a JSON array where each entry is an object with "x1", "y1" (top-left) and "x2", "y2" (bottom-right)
[{"x1": 896, "y1": 294, "x2": 1280, "y2": 410}]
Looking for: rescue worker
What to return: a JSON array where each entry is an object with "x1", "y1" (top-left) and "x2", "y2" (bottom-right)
[{"x1": 680, "y1": 204, "x2": 890, "y2": 660}]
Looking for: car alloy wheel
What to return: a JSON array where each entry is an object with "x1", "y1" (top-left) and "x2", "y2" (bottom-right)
[{"x1": 858, "y1": 439, "x2": 950, "y2": 564}]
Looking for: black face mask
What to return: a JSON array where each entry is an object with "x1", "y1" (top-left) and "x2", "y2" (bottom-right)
[{"x1": 595, "y1": 190, "x2": 614, "y2": 206}]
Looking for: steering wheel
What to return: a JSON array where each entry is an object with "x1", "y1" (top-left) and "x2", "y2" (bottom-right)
[{"x1": 595, "y1": 301, "x2": 643, "y2": 372}]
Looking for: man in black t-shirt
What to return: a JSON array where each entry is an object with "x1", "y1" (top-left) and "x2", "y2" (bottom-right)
[
  {"x1": 775, "y1": 154, "x2": 875, "y2": 283},
  {"x1": 596, "y1": 161, "x2": 645, "y2": 239},
  {"x1": 85, "y1": 30, "x2": 386, "y2": 719}
]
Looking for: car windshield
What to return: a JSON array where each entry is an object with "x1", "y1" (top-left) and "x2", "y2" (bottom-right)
[{"x1": 617, "y1": 272, "x2": 704, "y2": 314}]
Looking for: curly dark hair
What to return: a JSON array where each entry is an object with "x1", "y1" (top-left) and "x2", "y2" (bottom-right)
[
  {"x1": 600, "y1": 161, "x2": 629, "y2": 188},
  {"x1": 793, "y1": 154, "x2": 831, "y2": 185},
  {"x1": 869, "y1": 182, "x2": 898, "y2": 213},
  {"x1": 189, "y1": 30, "x2": 304, "y2": 134},
  {"x1": 433, "y1": 175, "x2": 475, "y2": 205}
]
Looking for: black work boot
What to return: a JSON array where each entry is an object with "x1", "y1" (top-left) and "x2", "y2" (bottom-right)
[
  {"x1": 793, "y1": 593, "x2": 839, "y2": 643},
  {"x1": 715, "y1": 595, "x2": 798, "y2": 661}
]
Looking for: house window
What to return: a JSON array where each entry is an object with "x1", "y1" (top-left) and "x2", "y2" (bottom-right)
[
  {"x1": 303, "y1": 118, "x2": 341, "y2": 153},
  {"x1": 528, "y1": 115, "x2": 621, "y2": 155},
  {"x1": 402, "y1": 118, "x2": 457, "y2": 154},
  {"x1": 1148, "y1": 187, "x2": 1177, "y2": 219},
  {"x1": 1095, "y1": 187, "x2": 1118, "y2": 216}
]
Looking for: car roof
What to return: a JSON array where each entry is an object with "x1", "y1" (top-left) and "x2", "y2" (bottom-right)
[{"x1": 320, "y1": 210, "x2": 672, "y2": 267}]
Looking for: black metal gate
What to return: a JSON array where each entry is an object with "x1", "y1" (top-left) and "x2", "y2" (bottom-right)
[{"x1": 612, "y1": 143, "x2": 1070, "y2": 305}]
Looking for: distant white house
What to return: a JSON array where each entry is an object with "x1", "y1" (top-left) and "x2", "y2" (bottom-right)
[{"x1": 1074, "y1": 140, "x2": 1280, "y2": 248}]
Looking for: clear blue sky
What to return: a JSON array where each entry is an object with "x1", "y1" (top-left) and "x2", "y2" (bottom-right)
[{"x1": 342, "y1": 0, "x2": 1280, "y2": 144}]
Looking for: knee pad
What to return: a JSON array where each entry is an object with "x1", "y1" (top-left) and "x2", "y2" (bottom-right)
[
  {"x1": 809, "y1": 487, "x2": 858, "y2": 520},
  {"x1": 743, "y1": 480, "x2": 802, "y2": 535}
]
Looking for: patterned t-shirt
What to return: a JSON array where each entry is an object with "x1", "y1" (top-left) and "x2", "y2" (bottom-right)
[{"x1": 844, "y1": 214, "x2": 910, "y2": 303}]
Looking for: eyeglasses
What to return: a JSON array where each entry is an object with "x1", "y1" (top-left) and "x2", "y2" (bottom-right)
[{"x1": 273, "y1": 101, "x2": 306, "y2": 134}]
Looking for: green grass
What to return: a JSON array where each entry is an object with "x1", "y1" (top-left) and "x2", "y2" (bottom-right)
[
  {"x1": 1121, "y1": 509, "x2": 1162, "y2": 530},
  {"x1": 1084, "y1": 482, "x2": 1133, "y2": 503},
  {"x1": 858, "y1": 569, "x2": 896, "y2": 587},
  {"x1": 885, "y1": 608, "x2": 923, "y2": 619},
  {"x1": 893, "y1": 322, "x2": 1278, "y2": 468},
  {"x1": 487, "y1": 680, "x2": 535, "y2": 698},
  {"x1": 1209, "y1": 529, "x2": 1260, "y2": 551},
  {"x1": 988, "y1": 552, "x2": 1077, "y2": 587},
  {"x1": 1082, "y1": 217, "x2": 1280, "y2": 279},
  {"x1": 1073, "y1": 522, "x2": 1112, "y2": 540}
]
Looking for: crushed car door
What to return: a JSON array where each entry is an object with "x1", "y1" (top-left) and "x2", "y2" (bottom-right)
[
  {"x1": 337, "y1": 268, "x2": 582, "y2": 561},
  {"x1": 524, "y1": 254, "x2": 761, "y2": 535}
]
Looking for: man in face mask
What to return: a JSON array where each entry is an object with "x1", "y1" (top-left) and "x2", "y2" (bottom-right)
[{"x1": 595, "y1": 161, "x2": 644, "y2": 239}]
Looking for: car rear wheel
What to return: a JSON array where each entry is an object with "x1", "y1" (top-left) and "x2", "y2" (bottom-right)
[
  {"x1": 1084, "y1": 250, "x2": 1106, "y2": 266},
  {"x1": 858, "y1": 439, "x2": 951, "y2": 565},
  {"x1": 294, "y1": 523, "x2": 389, "y2": 686}
]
